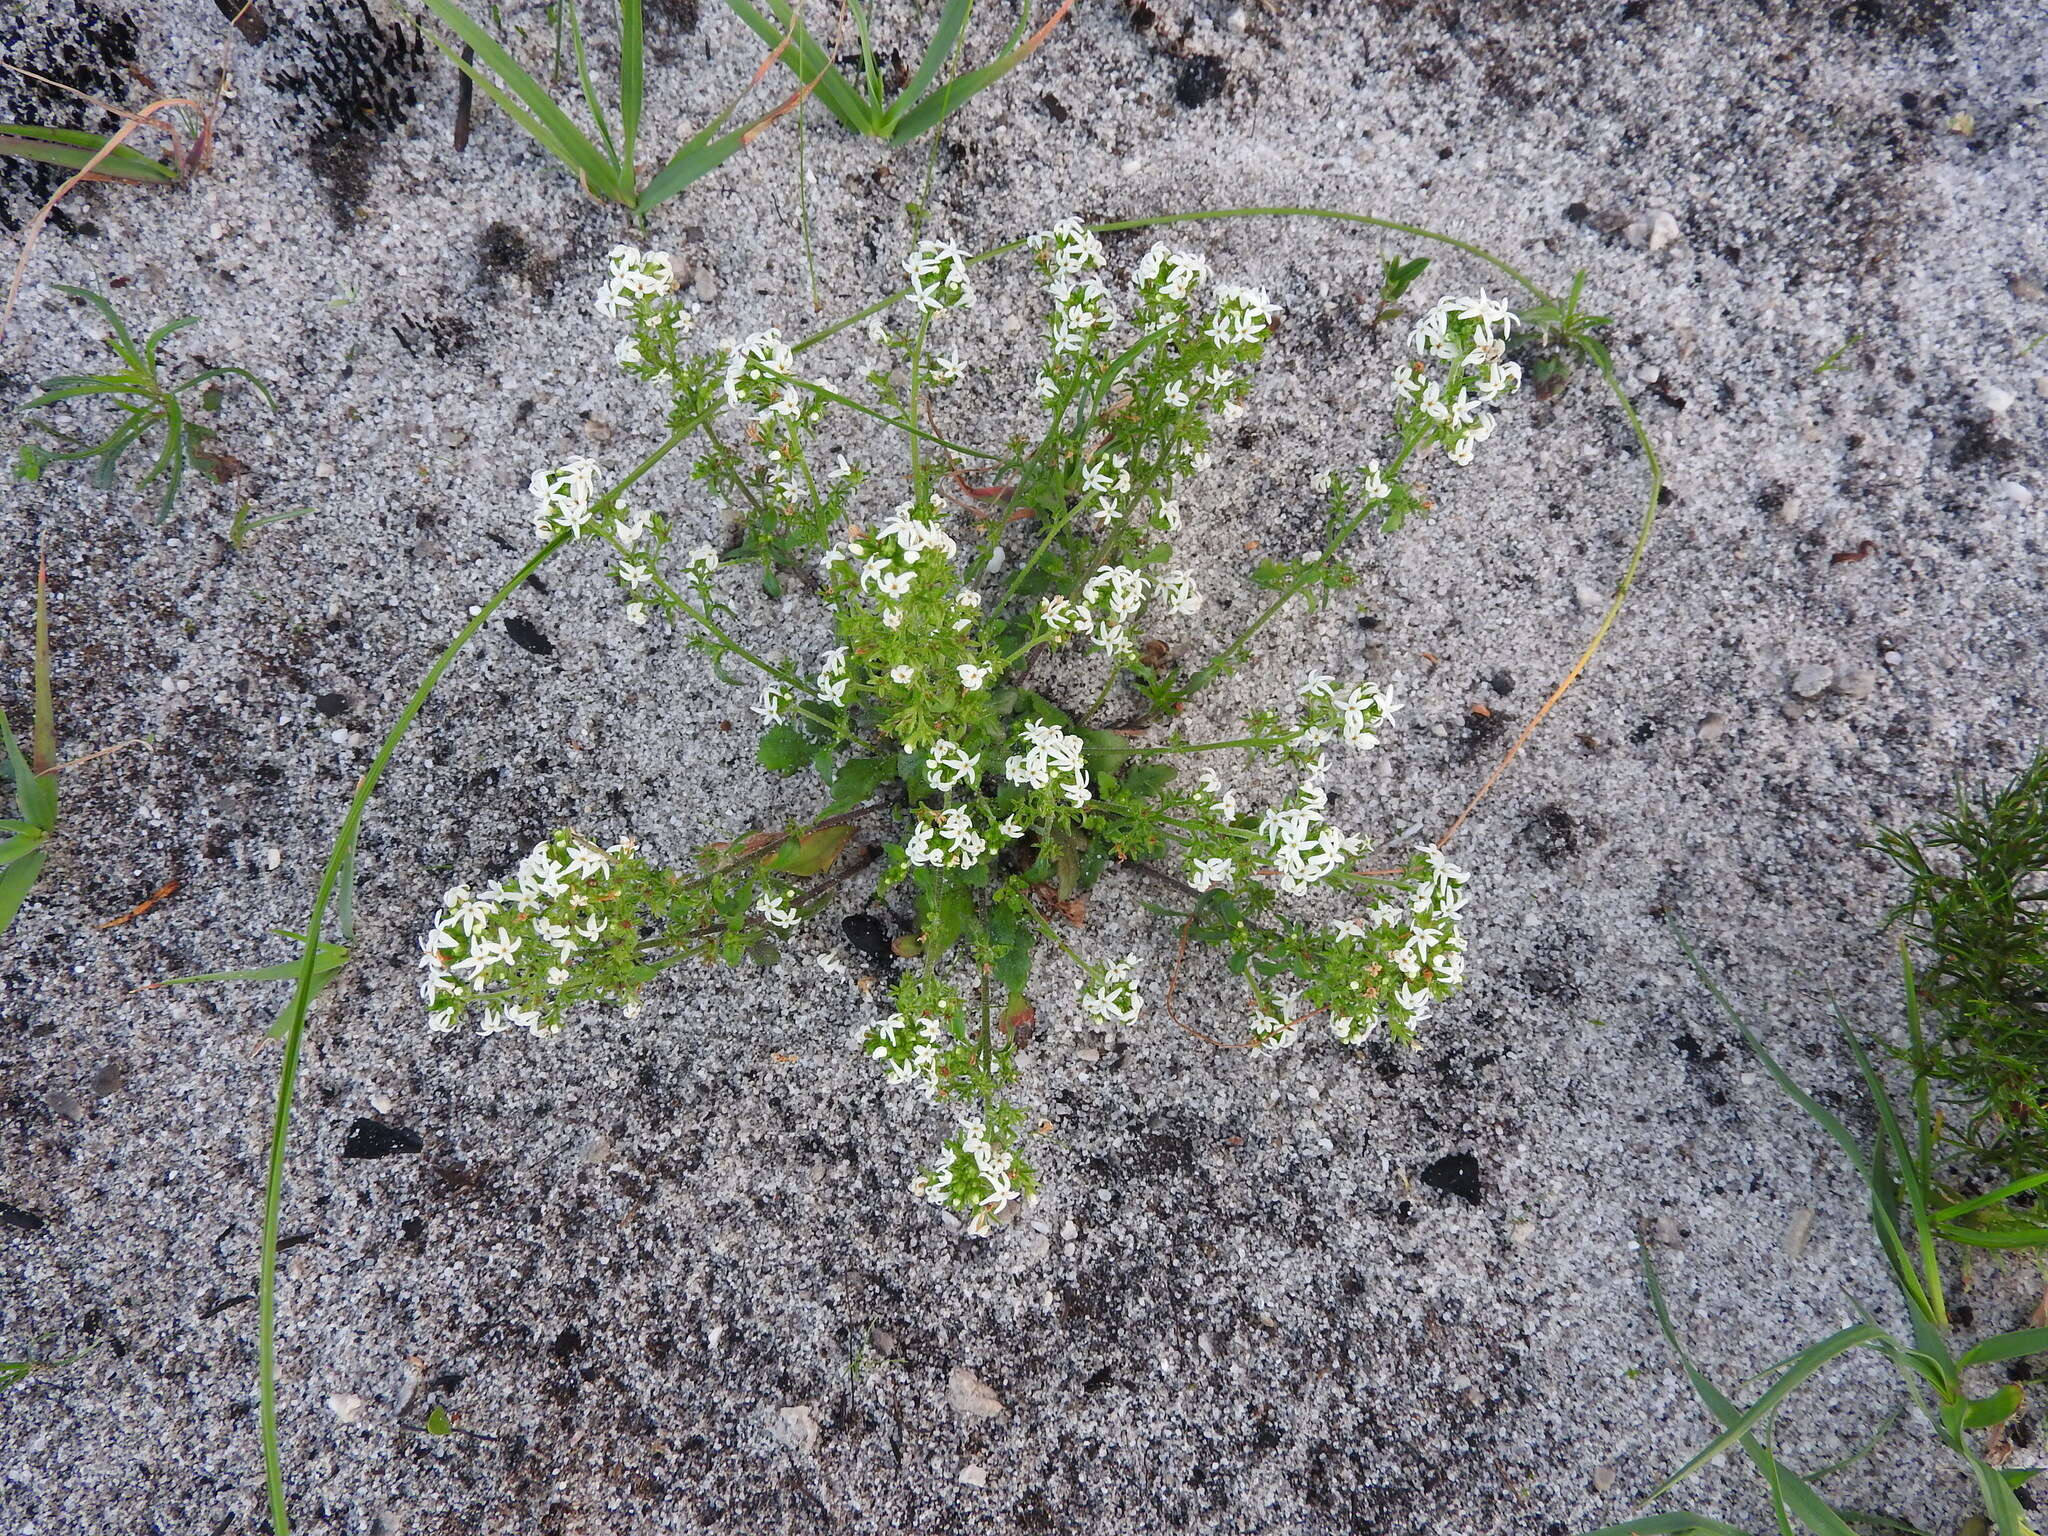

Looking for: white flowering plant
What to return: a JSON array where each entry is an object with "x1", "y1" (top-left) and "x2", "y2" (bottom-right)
[
  {"x1": 409, "y1": 233, "x2": 1531, "y2": 1236},
  {"x1": 241, "y1": 210, "x2": 1665, "y2": 1524}
]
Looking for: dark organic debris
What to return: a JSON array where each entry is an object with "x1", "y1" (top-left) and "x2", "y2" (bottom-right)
[
  {"x1": 1419, "y1": 1153, "x2": 1482, "y2": 1205},
  {"x1": 267, "y1": 0, "x2": 426, "y2": 224},
  {"x1": 1174, "y1": 56, "x2": 1228, "y2": 110},
  {"x1": 342, "y1": 1118, "x2": 424, "y2": 1159},
  {"x1": 502, "y1": 615, "x2": 555, "y2": 656},
  {"x1": 0, "y1": 1201, "x2": 49, "y2": 1232},
  {"x1": 841, "y1": 912, "x2": 897, "y2": 974}
]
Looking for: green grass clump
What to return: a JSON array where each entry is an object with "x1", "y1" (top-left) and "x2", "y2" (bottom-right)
[
  {"x1": 1878, "y1": 750, "x2": 2048, "y2": 1183},
  {"x1": 1580, "y1": 938, "x2": 2048, "y2": 1536},
  {"x1": 13, "y1": 283, "x2": 275, "y2": 522}
]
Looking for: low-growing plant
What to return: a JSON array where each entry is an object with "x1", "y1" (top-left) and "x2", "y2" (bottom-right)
[
  {"x1": 13, "y1": 283, "x2": 276, "y2": 523},
  {"x1": 1877, "y1": 751, "x2": 2048, "y2": 1192},
  {"x1": 422, "y1": 229, "x2": 1532, "y2": 1228},
  {"x1": 239, "y1": 207, "x2": 1665, "y2": 1532},
  {"x1": 0, "y1": 554, "x2": 56, "y2": 939},
  {"x1": 1580, "y1": 939, "x2": 2048, "y2": 1536},
  {"x1": 419, "y1": 0, "x2": 826, "y2": 214},
  {"x1": 722, "y1": 0, "x2": 1074, "y2": 143}
]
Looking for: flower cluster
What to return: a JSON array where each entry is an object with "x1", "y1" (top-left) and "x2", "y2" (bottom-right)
[
  {"x1": 418, "y1": 833, "x2": 661, "y2": 1035},
  {"x1": 1080, "y1": 953, "x2": 1143, "y2": 1028},
  {"x1": 1004, "y1": 719, "x2": 1092, "y2": 810},
  {"x1": 1394, "y1": 293, "x2": 1522, "y2": 465},
  {"x1": 903, "y1": 237, "x2": 975, "y2": 313},
  {"x1": 912, "y1": 1113, "x2": 1035, "y2": 1237},
  {"x1": 1299, "y1": 673, "x2": 1400, "y2": 749},
  {"x1": 601, "y1": 244, "x2": 697, "y2": 381}
]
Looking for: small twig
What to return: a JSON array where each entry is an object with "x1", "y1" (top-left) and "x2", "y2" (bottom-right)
[
  {"x1": 453, "y1": 44, "x2": 475, "y2": 152},
  {"x1": 50, "y1": 738, "x2": 142, "y2": 776},
  {"x1": 96, "y1": 879, "x2": 181, "y2": 930}
]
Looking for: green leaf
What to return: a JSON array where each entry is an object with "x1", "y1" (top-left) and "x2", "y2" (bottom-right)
[
  {"x1": 0, "y1": 126, "x2": 179, "y2": 183},
  {"x1": 0, "y1": 847, "x2": 46, "y2": 937},
  {"x1": 425, "y1": 1404, "x2": 452, "y2": 1435},
  {"x1": 988, "y1": 901, "x2": 1034, "y2": 999},
  {"x1": 757, "y1": 723, "x2": 812, "y2": 773},
  {"x1": 0, "y1": 828, "x2": 46, "y2": 863},
  {"x1": 1120, "y1": 763, "x2": 1177, "y2": 802},
  {"x1": 1959, "y1": 1327, "x2": 2048, "y2": 1368},
  {"x1": 825, "y1": 755, "x2": 894, "y2": 814},
  {"x1": 0, "y1": 708, "x2": 55, "y2": 830},
  {"x1": 1572, "y1": 1517, "x2": 1760, "y2": 1536},
  {"x1": 1961, "y1": 1383, "x2": 2024, "y2": 1429},
  {"x1": 762, "y1": 824, "x2": 852, "y2": 877},
  {"x1": 919, "y1": 875, "x2": 973, "y2": 959}
]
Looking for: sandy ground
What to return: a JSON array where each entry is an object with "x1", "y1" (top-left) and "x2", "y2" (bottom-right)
[{"x1": 3, "y1": 0, "x2": 2046, "y2": 1531}]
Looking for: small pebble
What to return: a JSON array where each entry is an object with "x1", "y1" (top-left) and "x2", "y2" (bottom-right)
[
  {"x1": 1831, "y1": 668, "x2": 1877, "y2": 700},
  {"x1": 772, "y1": 1404, "x2": 819, "y2": 1453},
  {"x1": 1574, "y1": 582, "x2": 1605, "y2": 613},
  {"x1": 958, "y1": 1465, "x2": 988, "y2": 1489},
  {"x1": 1593, "y1": 1465, "x2": 1618, "y2": 1494},
  {"x1": 1788, "y1": 663, "x2": 1833, "y2": 700},
  {"x1": 1977, "y1": 381, "x2": 2017, "y2": 415},
  {"x1": 1696, "y1": 712, "x2": 1728, "y2": 742},
  {"x1": 1625, "y1": 210, "x2": 1681, "y2": 251},
  {"x1": 947, "y1": 1367, "x2": 1005, "y2": 1420},
  {"x1": 2010, "y1": 273, "x2": 2047, "y2": 302}
]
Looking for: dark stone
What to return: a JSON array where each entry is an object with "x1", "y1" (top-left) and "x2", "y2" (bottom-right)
[
  {"x1": 313, "y1": 691, "x2": 350, "y2": 717},
  {"x1": 0, "y1": 1202, "x2": 47, "y2": 1232},
  {"x1": 341, "y1": 1117, "x2": 423, "y2": 1159},
  {"x1": 503, "y1": 616, "x2": 555, "y2": 656},
  {"x1": 1420, "y1": 1152, "x2": 1482, "y2": 1205},
  {"x1": 840, "y1": 912, "x2": 897, "y2": 974},
  {"x1": 1174, "y1": 55, "x2": 1228, "y2": 109}
]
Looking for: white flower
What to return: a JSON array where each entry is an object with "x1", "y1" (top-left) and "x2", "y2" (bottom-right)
[
  {"x1": 925, "y1": 739, "x2": 982, "y2": 792},
  {"x1": 957, "y1": 663, "x2": 990, "y2": 691},
  {"x1": 815, "y1": 646, "x2": 850, "y2": 705},
  {"x1": 754, "y1": 889, "x2": 801, "y2": 931},
  {"x1": 903, "y1": 237, "x2": 974, "y2": 313},
  {"x1": 596, "y1": 245, "x2": 676, "y2": 318},
  {"x1": 686, "y1": 544, "x2": 719, "y2": 575},
  {"x1": 614, "y1": 336, "x2": 643, "y2": 369},
  {"x1": 1157, "y1": 570, "x2": 1203, "y2": 616},
  {"x1": 751, "y1": 681, "x2": 793, "y2": 722},
  {"x1": 1080, "y1": 954, "x2": 1143, "y2": 1026},
  {"x1": 529, "y1": 457, "x2": 604, "y2": 540},
  {"x1": 1188, "y1": 856, "x2": 1234, "y2": 892},
  {"x1": 954, "y1": 588, "x2": 982, "y2": 610},
  {"x1": 624, "y1": 601, "x2": 649, "y2": 626},
  {"x1": 1027, "y1": 217, "x2": 1106, "y2": 278},
  {"x1": 927, "y1": 351, "x2": 964, "y2": 386},
  {"x1": 890, "y1": 665, "x2": 915, "y2": 686},
  {"x1": 812, "y1": 952, "x2": 848, "y2": 977}
]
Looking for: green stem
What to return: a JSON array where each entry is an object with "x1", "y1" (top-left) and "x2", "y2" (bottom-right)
[
  {"x1": 1184, "y1": 432, "x2": 1420, "y2": 694},
  {"x1": 257, "y1": 424, "x2": 690, "y2": 1533}
]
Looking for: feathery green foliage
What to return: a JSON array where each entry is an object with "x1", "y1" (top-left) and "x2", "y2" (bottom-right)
[{"x1": 1877, "y1": 751, "x2": 2048, "y2": 1184}]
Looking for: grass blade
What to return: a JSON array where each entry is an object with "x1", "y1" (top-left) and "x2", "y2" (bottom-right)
[
  {"x1": 414, "y1": 0, "x2": 620, "y2": 197},
  {"x1": 619, "y1": 0, "x2": 643, "y2": 195},
  {"x1": 0, "y1": 709, "x2": 54, "y2": 830},
  {"x1": 1650, "y1": 1324, "x2": 1885, "y2": 1497},
  {"x1": 141, "y1": 315, "x2": 198, "y2": 370},
  {"x1": 1575, "y1": 1518, "x2": 1761, "y2": 1536},
  {"x1": 0, "y1": 126, "x2": 179, "y2": 183},
  {"x1": 31, "y1": 548, "x2": 53, "y2": 775},
  {"x1": 890, "y1": 0, "x2": 974, "y2": 122},
  {"x1": 1935, "y1": 1169, "x2": 2048, "y2": 1222},
  {"x1": 0, "y1": 846, "x2": 45, "y2": 936},
  {"x1": 886, "y1": 0, "x2": 1073, "y2": 143},
  {"x1": 718, "y1": 0, "x2": 872, "y2": 132},
  {"x1": 51, "y1": 283, "x2": 143, "y2": 370}
]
